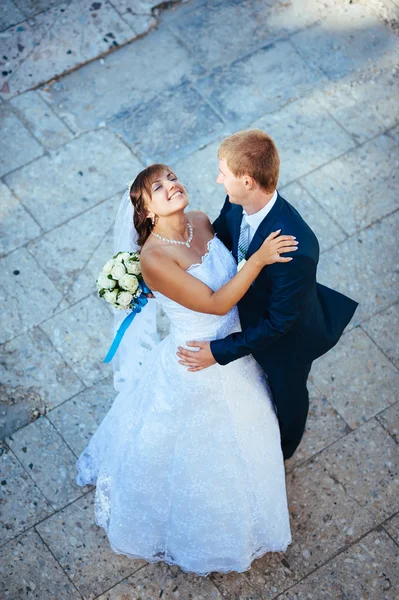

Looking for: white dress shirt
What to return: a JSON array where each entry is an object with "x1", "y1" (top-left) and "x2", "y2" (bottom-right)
[{"x1": 243, "y1": 190, "x2": 278, "y2": 244}]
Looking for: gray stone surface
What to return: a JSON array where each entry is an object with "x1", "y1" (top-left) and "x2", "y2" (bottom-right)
[
  {"x1": 0, "y1": 448, "x2": 53, "y2": 545},
  {"x1": 40, "y1": 295, "x2": 112, "y2": 387},
  {"x1": 311, "y1": 327, "x2": 398, "y2": 428},
  {"x1": 0, "y1": 327, "x2": 84, "y2": 411},
  {"x1": 0, "y1": 529, "x2": 81, "y2": 599},
  {"x1": 0, "y1": 181, "x2": 41, "y2": 256},
  {"x1": 0, "y1": 107, "x2": 43, "y2": 177},
  {"x1": 48, "y1": 376, "x2": 115, "y2": 455},
  {"x1": 36, "y1": 491, "x2": 144, "y2": 599},
  {"x1": 384, "y1": 512, "x2": 399, "y2": 545},
  {"x1": 362, "y1": 304, "x2": 399, "y2": 369},
  {"x1": 301, "y1": 133, "x2": 399, "y2": 235},
  {"x1": 0, "y1": 381, "x2": 46, "y2": 439},
  {"x1": 0, "y1": 0, "x2": 24, "y2": 30},
  {"x1": 377, "y1": 401, "x2": 399, "y2": 444},
  {"x1": 5, "y1": 129, "x2": 141, "y2": 231},
  {"x1": 0, "y1": 247, "x2": 63, "y2": 344},
  {"x1": 7, "y1": 416, "x2": 87, "y2": 510},
  {"x1": 13, "y1": 1, "x2": 64, "y2": 18}
]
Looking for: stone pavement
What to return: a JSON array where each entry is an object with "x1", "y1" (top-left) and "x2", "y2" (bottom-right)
[{"x1": 1, "y1": 0, "x2": 398, "y2": 598}]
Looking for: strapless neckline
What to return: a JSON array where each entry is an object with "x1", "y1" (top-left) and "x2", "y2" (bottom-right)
[{"x1": 186, "y1": 236, "x2": 217, "y2": 273}]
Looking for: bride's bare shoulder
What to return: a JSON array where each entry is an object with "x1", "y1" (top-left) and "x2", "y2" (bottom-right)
[{"x1": 186, "y1": 210, "x2": 212, "y2": 228}]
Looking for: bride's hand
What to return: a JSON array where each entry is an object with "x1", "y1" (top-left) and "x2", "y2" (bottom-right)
[{"x1": 255, "y1": 230, "x2": 298, "y2": 266}]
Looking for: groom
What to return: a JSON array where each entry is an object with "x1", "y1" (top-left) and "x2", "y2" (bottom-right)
[{"x1": 177, "y1": 129, "x2": 358, "y2": 460}]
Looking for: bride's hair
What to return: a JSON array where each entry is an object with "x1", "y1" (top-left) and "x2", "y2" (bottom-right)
[{"x1": 129, "y1": 163, "x2": 175, "y2": 248}]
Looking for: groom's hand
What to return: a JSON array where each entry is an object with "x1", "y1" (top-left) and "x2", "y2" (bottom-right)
[{"x1": 177, "y1": 341, "x2": 216, "y2": 371}]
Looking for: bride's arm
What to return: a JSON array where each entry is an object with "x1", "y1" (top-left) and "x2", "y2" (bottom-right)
[{"x1": 141, "y1": 232, "x2": 297, "y2": 316}]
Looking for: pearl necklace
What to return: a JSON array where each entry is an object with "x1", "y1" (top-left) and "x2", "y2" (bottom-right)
[{"x1": 151, "y1": 223, "x2": 194, "y2": 248}]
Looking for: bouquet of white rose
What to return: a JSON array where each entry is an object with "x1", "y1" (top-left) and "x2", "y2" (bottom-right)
[{"x1": 97, "y1": 251, "x2": 151, "y2": 363}]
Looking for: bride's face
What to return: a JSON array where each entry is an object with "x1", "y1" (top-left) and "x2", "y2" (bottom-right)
[{"x1": 147, "y1": 170, "x2": 188, "y2": 217}]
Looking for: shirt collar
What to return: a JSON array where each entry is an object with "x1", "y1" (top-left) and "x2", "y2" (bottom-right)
[{"x1": 243, "y1": 190, "x2": 278, "y2": 230}]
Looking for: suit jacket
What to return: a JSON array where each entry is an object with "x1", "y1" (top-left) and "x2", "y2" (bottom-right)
[{"x1": 210, "y1": 193, "x2": 358, "y2": 369}]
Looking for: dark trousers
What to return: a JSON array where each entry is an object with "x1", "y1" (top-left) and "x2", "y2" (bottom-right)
[{"x1": 257, "y1": 358, "x2": 312, "y2": 460}]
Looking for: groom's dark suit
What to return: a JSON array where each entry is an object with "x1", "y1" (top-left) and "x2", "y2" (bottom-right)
[{"x1": 211, "y1": 193, "x2": 358, "y2": 459}]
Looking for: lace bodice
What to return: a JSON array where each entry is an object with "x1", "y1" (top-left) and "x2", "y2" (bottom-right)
[{"x1": 153, "y1": 236, "x2": 241, "y2": 344}]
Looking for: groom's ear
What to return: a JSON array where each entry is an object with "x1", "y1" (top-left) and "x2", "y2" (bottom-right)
[{"x1": 243, "y1": 175, "x2": 256, "y2": 190}]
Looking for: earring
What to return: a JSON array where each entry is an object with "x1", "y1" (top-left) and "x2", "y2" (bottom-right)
[{"x1": 151, "y1": 214, "x2": 155, "y2": 226}]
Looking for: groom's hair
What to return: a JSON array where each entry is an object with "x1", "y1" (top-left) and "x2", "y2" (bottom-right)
[{"x1": 218, "y1": 129, "x2": 280, "y2": 193}]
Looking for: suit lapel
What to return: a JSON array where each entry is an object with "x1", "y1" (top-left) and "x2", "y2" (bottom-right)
[{"x1": 246, "y1": 194, "x2": 284, "y2": 259}]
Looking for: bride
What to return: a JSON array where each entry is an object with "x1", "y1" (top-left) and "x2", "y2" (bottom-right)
[{"x1": 76, "y1": 164, "x2": 297, "y2": 575}]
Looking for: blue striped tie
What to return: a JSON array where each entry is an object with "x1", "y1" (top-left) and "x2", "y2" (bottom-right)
[{"x1": 238, "y1": 216, "x2": 250, "y2": 263}]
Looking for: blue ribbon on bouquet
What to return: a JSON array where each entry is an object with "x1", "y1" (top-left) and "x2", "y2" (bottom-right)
[{"x1": 103, "y1": 280, "x2": 151, "y2": 364}]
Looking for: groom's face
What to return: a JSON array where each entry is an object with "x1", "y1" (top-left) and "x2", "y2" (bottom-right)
[{"x1": 216, "y1": 158, "x2": 247, "y2": 205}]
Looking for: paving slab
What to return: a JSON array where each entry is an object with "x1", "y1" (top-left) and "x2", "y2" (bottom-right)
[
  {"x1": 48, "y1": 375, "x2": 115, "y2": 456},
  {"x1": 301, "y1": 133, "x2": 399, "y2": 236},
  {"x1": 290, "y1": 4, "x2": 399, "y2": 81},
  {"x1": 279, "y1": 183, "x2": 347, "y2": 253},
  {"x1": 0, "y1": 180, "x2": 41, "y2": 257},
  {"x1": 0, "y1": 448, "x2": 53, "y2": 545},
  {"x1": 0, "y1": 327, "x2": 84, "y2": 412},
  {"x1": 39, "y1": 26, "x2": 204, "y2": 132},
  {"x1": 376, "y1": 401, "x2": 399, "y2": 445},
  {"x1": 196, "y1": 40, "x2": 327, "y2": 128},
  {"x1": 4, "y1": 129, "x2": 141, "y2": 231},
  {"x1": 10, "y1": 89, "x2": 73, "y2": 149},
  {"x1": 384, "y1": 512, "x2": 399, "y2": 545},
  {"x1": 0, "y1": 0, "x2": 137, "y2": 98},
  {"x1": 0, "y1": 1, "x2": 24, "y2": 30},
  {"x1": 317, "y1": 211, "x2": 398, "y2": 325},
  {"x1": 13, "y1": 1, "x2": 64, "y2": 18},
  {"x1": 279, "y1": 529, "x2": 399, "y2": 600},
  {"x1": 311, "y1": 327, "x2": 398, "y2": 429},
  {"x1": 319, "y1": 419, "x2": 399, "y2": 524},
  {"x1": 36, "y1": 491, "x2": 144, "y2": 599},
  {"x1": 27, "y1": 194, "x2": 119, "y2": 299},
  {"x1": 0, "y1": 106, "x2": 43, "y2": 177},
  {"x1": 40, "y1": 294, "x2": 112, "y2": 387},
  {"x1": 0, "y1": 247, "x2": 63, "y2": 345},
  {"x1": 210, "y1": 571, "x2": 270, "y2": 600},
  {"x1": 362, "y1": 304, "x2": 399, "y2": 369},
  {"x1": 109, "y1": 81, "x2": 225, "y2": 164},
  {"x1": 7, "y1": 416, "x2": 88, "y2": 510},
  {"x1": 0, "y1": 529, "x2": 81, "y2": 600}
]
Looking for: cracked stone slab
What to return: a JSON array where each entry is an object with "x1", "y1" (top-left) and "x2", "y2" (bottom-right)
[
  {"x1": 39, "y1": 27, "x2": 204, "y2": 132},
  {"x1": 10, "y1": 90, "x2": 73, "y2": 149},
  {"x1": 279, "y1": 529, "x2": 399, "y2": 600},
  {"x1": 4, "y1": 129, "x2": 141, "y2": 231},
  {"x1": 36, "y1": 491, "x2": 143, "y2": 599},
  {"x1": 319, "y1": 419, "x2": 399, "y2": 524},
  {"x1": 40, "y1": 294, "x2": 112, "y2": 387},
  {"x1": 210, "y1": 571, "x2": 267, "y2": 600},
  {"x1": 0, "y1": 327, "x2": 84, "y2": 412},
  {"x1": 196, "y1": 40, "x2": 328, "y2": 128},
  {"x1": 362, "y1": 304, "x2": 399, "y2": 369},
  {"x1": 384, "y1": 512, "x2": 399, "y2": 545},
  {"x1": 27, "y1": 194, "x2": 119, "y2": 299},
  {"x1": 301, "y1": 134, "x2": 399, "y2": 236},
  {"x1": 0, "y1": 247, "x2": 63, "y2": 345},
  {"x1": 290, "y1": 4, "x2": 399, "y2": 81},
  {"x1": 0, "y1": 0, "x2": 137, "y2": 98},
  {"x1": 13, "y1": 1, "x2": 65, "y2": 18},
  {"x1": 376, "y1": 401, "x2": 399, "y2": 445},
  {"x1": 0, "y1": 181, "x2": 41, "y2": 256},
  {"x1": 7, "y1": 416, "x2": 88, "y2": 510},
  {"x1": 311, "y1": 328, "x2": 398, "y2": 429},
  {"x1": 245, "y1": 457, "x2": 372, "y2": 596},
  {"x1": 317, "y1": 212, "x2": 398, "y2": 325},
  {"x1": 109, "y1": 82, "x2": 225, "y2": 164},
  {"x1": 48, "y1": 375, "x2": 115, "y2": 456},
  {"x1": 0, "y1": 1, "x2": 24, "y2": 31},
  {"x1": 96, "y1": 562, "x2": 223, "y2": 600},
  {"x1": 0, "y1": 449, "x2": 53, "y2": 545},
  {"x1": 0, "y1": 107, "x2": 43, "y2": 177},
  {"x1": 0, "y1": 529, "x2": 81, "y2": 600},
  {"x1": 250, "y1": 96, "x2": 356, "y2": 186},
  {"x1": 279, "y1": 183, "x2": 347, "y2": 253}
]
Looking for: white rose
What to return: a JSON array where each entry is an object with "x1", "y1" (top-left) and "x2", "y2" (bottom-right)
[
  {"x1": 117, "y1": 291, "x2": 133, "y2": 307},
  {"x1": 116, "y1": 252, "x2": 131, "y2": 264},
  {"x1": 119, "y1": 274, "x2": 139, "y2": 294},
  {"x1": 111, "y1": 262, "x2": 126, "y2": 280},
  {"x1": 102, "y1": 259, "x2": 116, "y2": 274},
  {"x1": 103, "y1": 289, "x2": 118, "y2": 304},
  {"x1": 126, "y1": 260, "x2": 141, "y2": 275},
  {"x1": 97, "y1": 273, "x2": 116, "y2": 290}
]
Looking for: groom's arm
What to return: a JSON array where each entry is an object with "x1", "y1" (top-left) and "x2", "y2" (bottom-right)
[
  {"x1": 212, "y1": 196, "x2": 233, "y2": 251},
  {"x1": 210, "y1": 255, "x2": 316, "y2": 365}
]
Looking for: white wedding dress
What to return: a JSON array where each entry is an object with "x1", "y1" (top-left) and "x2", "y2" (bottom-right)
[{"x1": 76, "y1": 236, "x2": 291, "y2": 575}]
